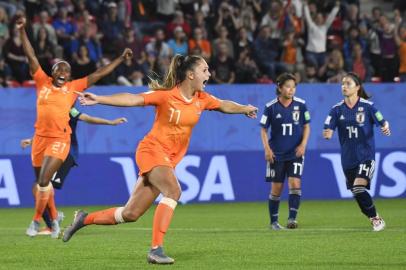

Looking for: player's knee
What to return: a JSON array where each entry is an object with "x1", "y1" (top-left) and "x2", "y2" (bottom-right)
[{"x1": 121, "y1": 208, "x2": 140, "y2": 222}]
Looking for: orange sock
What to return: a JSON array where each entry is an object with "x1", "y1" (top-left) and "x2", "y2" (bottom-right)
[
  {"x1": 84, "y1": 207, "x2": 119, "y2": 225},
  {"x1": 33, "y1": 184, "x2": 51, "y2": 221},
  {"x1": 151, "y1": 198, "x2": 177, "y2": 248},
  {"x1": 47, "y1": 186, "x2": 58, "y2": 220}
]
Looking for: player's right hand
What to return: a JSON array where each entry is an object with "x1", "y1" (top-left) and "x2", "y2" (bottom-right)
[
  {"x1": 265, "y1": 148, "x2": 275, "y2": 163},
  {"x1": 323, "y1": 129, "x2": 333, "y2": 139},
  {"x1": 20, "y1": 138, "x2": 32, "y2": 149},
  {"x1": 15, "y1": 16, "x2": 26, "y2": 29},
  {"x1": 75, "y1": 91, "x2": 99, "y2": 106}
]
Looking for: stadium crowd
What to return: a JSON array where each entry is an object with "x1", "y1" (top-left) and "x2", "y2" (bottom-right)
[{"x1": 1, "y1": 0, "x2": 406, "y2": 87}]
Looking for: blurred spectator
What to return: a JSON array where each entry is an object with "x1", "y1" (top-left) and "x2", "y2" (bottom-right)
[
  {"x1": 394, "y1": 13, "x2": 406, "y2": 82},
  {"x1": 193, "y1": 0, "x2": 211, "y2": 18},
  {"x1": 71, "y1": 45, "x2": 96, "y2": 79},
  {"x1": 34, "y1": 27, "x2": 55, "y2": 74},
  {"x1": 3, "y1": 24, "x2": 29, "y2": 83},
  {"x1": 166, "y1": 10, "x2": 191, "y2": 38},
  {"x1": 70, "y1": 25, "x2": 102, "y2": 63},
  {"x1": 212, "y1": 25, "x2": 234, "y2": 59},
  {"x1": 52, "y1": 7, "x2": 77, "y2": 57},
  {"x1": 0, "y1": 6, "x2": 9, "y2": 56},
  {"x1": 260, "y1": 0, "x2": 284, "y2": 40},
  {"x1": 237, "y1": 4, "x2": 257, "y2": 40},
  {"x1": 235, "y1": 47, "x2": 260, "y2": 83},
  {"x1": 0, "y1": 1, "x2": 18, "y2": 19},
  {"x1": 318, "y1": 48, "x2": 345, "y2": 83},
  {"x1": 234, "y1": 27, "x2": 252, "y2": 58},
  {"x1": 345, "y1": 42, "x2": 372, "y2": 82},
  {"x1": 303, "y1": 0, "x2": 340, "y2": 71},
  {"x1": 190, "y1": 10, "x2": 211, "y2": 39},
  {"x1": 253, "y1": 25, "x2": 281, "y2": 80},
  {"x1": 116, "y1": 26, "x2": 145, "y2": 64},
  {"x1": 302, "y1": 61, "x2": 319, "y2": 83},
  {"x1": 210, "y1": 42, "x2": 236, "y2": 84},
  {"x1": 377, "y1": 15, "x2": 398, "y2": 82},
  {"x1": 32, "y1": 10, "x2": 58, "y2": 45},
  {"x1": 342, "y1": 3, "x2": 360, "y2": 33},
  {"x1": 215, "y1": 2, "x2": 239, "y2": 38},
  {"x1": 145, "y1": 28, "x2": 171, "y2": 75},
  {"x1": 280, "y1": 30, "x2": 304, "y2": 74},
  {"x1": 75, "y1": 9, "x2": 99, "y2": 40},
  {"x1": 0, "y1": 57, "x2": 12, "y2": 87},
  {"x1": 131, "y1": 0, "x2": 161, "y2": 38},
  {"x1": 188, "y1": 26, "x2": 211, "y2": 61},
  {"x1": 168, "y1": 26, "x2": 188, "y2": 56},
  {"x1": 156, "y1": 0, "x2": 177, "y2": 22},
  {"x1": 343, "y1": 25, "x2": 366, "y2": 59},
  {"x1": 100, "y1": 2, "x2": 124, "y2": 57},
  {"x1": 116, "y1": 57, "x2": 144, "y2": 86}
]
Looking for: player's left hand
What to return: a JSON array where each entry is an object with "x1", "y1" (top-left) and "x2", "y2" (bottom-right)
[
  {"x1": 381, "y1": 121, "x2": 391, "y2": 136},
  {"x1": 75, "y1": 91, "x2": 99, "y2": 106},
  {"x1": 111, "y1": 117, "x2": 128, "y2": 125},
  {"x1": 245, "y1": 104, "x2": 258, "y2": 118},
  {"x1": 295, "y1": 144, "x2": 306, "y2": 157},
  {"x1": 121, "y1": 48, "x2": 133, "y2": 60},
  {"x1": 20, "y1": 138, "x2": 32, "y2": 149}
]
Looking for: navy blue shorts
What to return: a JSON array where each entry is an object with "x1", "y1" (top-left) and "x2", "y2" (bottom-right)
[
  {"x1": 50, "y1": 154, "x2": 77, "y2": 189},
  {"x1": 266, "y1": 157, "x2": 304, "y2": 183},
  {"x1": 344, "y1": 160, "x2": 375, "y2": 190}
]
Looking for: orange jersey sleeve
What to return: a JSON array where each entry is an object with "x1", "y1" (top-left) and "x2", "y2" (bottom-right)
[
  {"x1": 69, "y1": 77, "x2": 88, "y2": 93},
  {"x1": 199, "y1": 91, "x2": 221, "y2": 110},
  {"x1": 33, "y1": 67, "x2": 52, "y2": 92},
  {"x1": 140, "y1": 90, "x2": 168, "y2": 106}
]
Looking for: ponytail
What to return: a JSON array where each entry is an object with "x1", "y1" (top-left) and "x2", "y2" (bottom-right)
[{"x1": 148, "y1": 54, "x2": 204, "y2": 90}]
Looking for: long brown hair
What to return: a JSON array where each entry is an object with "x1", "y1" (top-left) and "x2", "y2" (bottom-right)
[
  {"x1": 148, "y1": 54, "x2": 204, "y2": 90},
  {"x1": 344, "y1": 72, "x2": 370, "y2": 99}
]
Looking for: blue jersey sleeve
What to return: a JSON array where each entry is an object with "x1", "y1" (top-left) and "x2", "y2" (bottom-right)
[
  {"x1": 324, "y1": 107, "x2": 337, "y2": 130},
  {"x1": 259, "y1": 105, "x2": 271, "y2": 129},
  {"x1": 369, "y1": 104, "x2": 386, "y2": 127},
  {"x1": 302, "y1": 103, "x2": 311, "y2": 124}
]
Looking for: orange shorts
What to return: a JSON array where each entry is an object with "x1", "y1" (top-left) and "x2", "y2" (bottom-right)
[
  {"x1": 31, "y1": 134, "x2": 71, "y2": 167},
  {"x1": 135, "y1": 138, "x2": 174, "y2": 175}
]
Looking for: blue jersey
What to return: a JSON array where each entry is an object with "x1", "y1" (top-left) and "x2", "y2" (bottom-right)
[
  {"x1": 260, "y1": 97, "x2": 311, "y2": 161},
  {"x1": 324, "y1": 98, "x2": 386, "y2": 170},
  {"x1": 68, "y1": 107, "x2": 81, "y2": 160}
]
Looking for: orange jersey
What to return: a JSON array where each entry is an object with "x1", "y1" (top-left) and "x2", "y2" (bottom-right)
[
  {"x1": 136, "y1": 86, "x2": 221, "y2": 173},
  {"x1": 33, "y1": 67, "x2": 88, "y2": 138}
]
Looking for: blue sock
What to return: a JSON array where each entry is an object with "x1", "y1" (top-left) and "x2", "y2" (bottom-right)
[
  {"x1": 268, "y1": 195, "x2": 280, "y2": 224},
  {"x1": 288, "y1": 189, "x2": 301, "y2": 220},
  {"x1": 42, "y1": 208, "x2": 53, "y2": 229},
  {"x1": 352, "y1": 185, "x2": 377, "y2": 218}
]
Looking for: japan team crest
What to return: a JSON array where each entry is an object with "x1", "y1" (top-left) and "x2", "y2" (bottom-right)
[
  {"x1": 292, "y1": 110, "x2": 300, "y2": 122},
  {"x1": 356, "y1": 112, "x2": 365, "y2": 124}
]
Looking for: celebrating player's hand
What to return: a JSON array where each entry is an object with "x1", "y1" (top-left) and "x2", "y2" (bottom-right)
[
  {"x1": 15, "y1": 16, "x2": 26, "y2": 30},
  {"x1": 295, "y1": 144, "x2": 306, "y2": 157},
  {"x1": 111, "y1": 117, "x2": 128, "y2": 125},
  {"x1": 20, "y1": 138, "x2": 32, "y2": 149},
  {"x1": 381, "y1": 121, "x2": 391, "y2": 136},
  {"x1": 75, "y1": 91, "x2": 99, "y2": 106},
  {"x1": 265, "y1": 147, "x2": 275, "y2": 163},
  {"x1": 323, "y1": 129, "x2": 333, "y2": 139},
  {"x1": 121, "y1": 48, "x2": 133, "y2": 61},
  {"x1": 244, "y1": 104, "x2": 258, "y2": 118}
]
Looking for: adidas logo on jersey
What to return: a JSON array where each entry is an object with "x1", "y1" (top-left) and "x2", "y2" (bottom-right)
[
  {"x1": 276, "y1": 114, "x2": 282, "y2": 119},
  {"x1": 340, "y1": 115, "x2": 345, "y2": 120}
]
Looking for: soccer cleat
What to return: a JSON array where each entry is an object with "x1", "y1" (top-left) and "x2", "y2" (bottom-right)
[
  {"x1": 286, "y1": 219, "x2": 298, "y2": 229},
  {"x1": 37, "y1": 227, "x2": 52, "y2": 236},
  {"x1": 26, "y1": 220, "x2": 40, "y2": 237},
  {"x1": 147, "y1": 246, "x2": 175, "y2": 264},
  {"x1": 270, "y1": 222, "x2": 284, "y2": 231},
  {"x1": 370, "y1": 215, "x2": 385, "y2": 232},
  {"x1": 62, "y1": 210, "x2": 88, "y2": 242},
  {"x1": 57, "y1": 211, "x2": 65, "y2": 225},
  {"x1": 51, "y1": 219, "x2": 61, "y2": 239}
]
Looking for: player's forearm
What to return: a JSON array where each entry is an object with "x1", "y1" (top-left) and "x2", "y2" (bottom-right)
[
  {"x1": 260, "y1": 128, "x2": 271, "y2": 151},
  {"x1": 300, "y1": 124, "x2": 310, "y2": 148},
  {"x1": 98, "y1": 93, "x2": 144, "y2": 107},
  {"x1": 88, "y1": 56, "x2": 124, "y2": 85},
  {"x1": 218, "y1": 100, "x2": 247, "y2": 114},
  {"x1": 19, "y1": 28, "x2": 39, "y2": 73}
]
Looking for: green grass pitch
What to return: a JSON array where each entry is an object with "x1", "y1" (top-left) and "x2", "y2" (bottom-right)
[{"x1": 0, "y1": 199, "x2": 405, "y2": 269}]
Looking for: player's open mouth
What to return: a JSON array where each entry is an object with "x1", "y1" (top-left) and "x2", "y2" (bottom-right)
[{"x1": 57, "y1": 76, "x2": 66, "y2": 85}]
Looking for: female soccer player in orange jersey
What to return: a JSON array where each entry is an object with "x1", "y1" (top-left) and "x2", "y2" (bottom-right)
[
  {"x1": 62, "y1": 54, "x2": 258, "y2": 264},
  {"x1": 16, "y1": 16, "x2": 133, "y2": 239}
]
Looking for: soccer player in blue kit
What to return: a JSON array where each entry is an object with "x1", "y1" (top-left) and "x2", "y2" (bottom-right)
[
  {"x1": 260, "y1": 73, "x2": 311, "y2": 230},
  {"x1": 323, "y1": 72, "x2": 391, "y2": 231}
]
